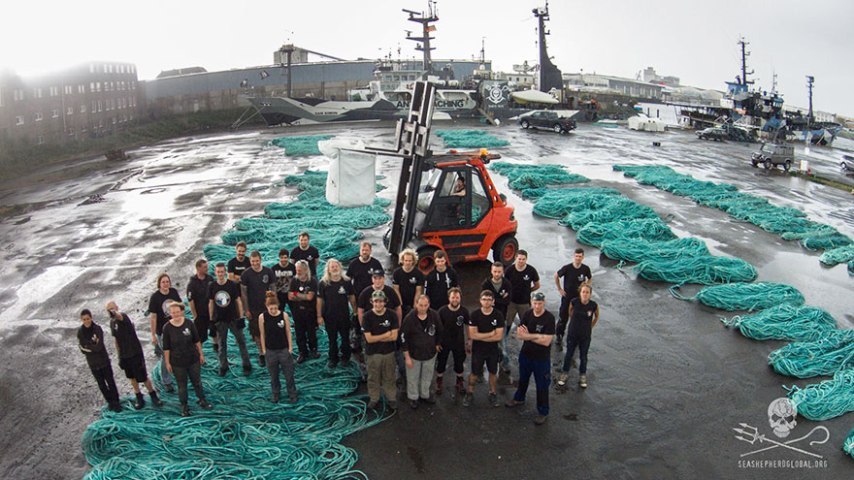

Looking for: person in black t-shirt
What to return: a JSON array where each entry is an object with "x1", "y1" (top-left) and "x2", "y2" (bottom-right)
[
  {"x1": 400, "y1": 295, "x2": 442, "y2": 408},
  {"x1": 148, "y1": 273, "x2": 180, "y2": 392},
  {"x1": 423, "y1": 250, "x2": 458, "y2": 310},
  {"x1": 480, "y1": 262, "x2": 512, "y2": 318},
  {"x1": 357, "y1": 270, "x2": 403, "y2": 379},
  {"x1": 290, "y1": 231, "x2": 320, "y2": 279},
  {"x1": 463, "y1": 290, "x2": 504, "y2": 408},
  {"x1": 208, "y1": 263, "x2": 252, "y2": 376},
  {"x1": 505, "y1": 292, "x2": 555, "y2": 425},
  {"x1": 501, "y1": 250, "x2": 540, "y2": 375},
  {"x1": 288, "y1": 260, "x2": 320, "y2": 363},
  {"x1": 241, "y1": 250, "x2": 275, "y2": 367},
  {"x1": 317, "y1": 258, "x2": 356, "y2": 368},
  {"x1": 77, "y1": 309, "x2": 121, "y2": 412},
  {"x1": 436, "y1": 287, "x2": 469, "y2": 396},
  {"x1": 259, "y1": 292, "x2": 298, "y2": 403},
  {"x1": 558, "y1": 284, "x2": 599, "y2": 389},
  {"x1": 347, "y1": 241, "x2": 384, "y2": 364},
  {"x1": 162, "y1": 302, "x2": 212, "y2": 417},
  {"x1": 362, "y1": 290, "x2": 399, "y2": 410},
  {"x1": 227, "y1": 241, "x2": 250, "y2": 282},
  {"x1": 392, "y1": 248, "x2": 424, "y2": 317},
  {"x1": 554, "y1": 248, "x2": 592, "y2": 347},
  {"x1": 106, "y1": 301, "x2": 163, "y2": 410},
  {"x1": 271, "y1": 248, "x2": 296, "y2": 310},
  {"x1": 187, "y1": 258, "x2": 217, "y2": 350}
]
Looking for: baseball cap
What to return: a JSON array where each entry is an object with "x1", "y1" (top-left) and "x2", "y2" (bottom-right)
[
  {"x1": 371, "y1": 268, "x2": 386, "y2": 278},
  {"x1": 371, "y1": 290, "x2": 387, "y2": 301},
  {"x1": 531, "y1": 292, "x2": 545, "y2": 301}
]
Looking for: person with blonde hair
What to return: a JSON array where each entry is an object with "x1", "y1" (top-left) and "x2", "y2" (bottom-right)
[
  {"x1": 148, "y1": 272, "x2": 180, "y2": 393},
  {"x1": 318, "y1": 258, "x2": 356, "y2": 368},
  {"x1": 392, "y1": 248, "x2": 424, "y2": 317}
]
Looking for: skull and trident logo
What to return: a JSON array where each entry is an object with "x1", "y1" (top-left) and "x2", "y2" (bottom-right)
[{"x1": 733, "y1": 397, "x2": 830, "y2": 459}]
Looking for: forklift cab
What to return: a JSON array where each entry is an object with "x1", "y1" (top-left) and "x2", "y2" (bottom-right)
[{"x1": 414, "y1": 164, "x2": 491, "y2": 233}]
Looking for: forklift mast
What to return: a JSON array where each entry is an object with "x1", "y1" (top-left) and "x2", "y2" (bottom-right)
[{"x1": 363, "y1": 81, "x2": 437, "y2": 256}]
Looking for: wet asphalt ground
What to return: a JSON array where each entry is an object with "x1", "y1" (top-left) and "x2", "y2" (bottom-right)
[{"x1": 0, "y1": 121, "x2": 851, "y2": 479}]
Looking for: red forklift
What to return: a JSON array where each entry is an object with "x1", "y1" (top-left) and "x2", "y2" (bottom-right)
[{"x1": 366, "y1": 82, "x2": 518, "y2": 271}]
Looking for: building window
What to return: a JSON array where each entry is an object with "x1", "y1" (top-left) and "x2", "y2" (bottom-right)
[
  {"x1": 50, "y1": 86, "x2": 59, "y2": 96},
  {"x1": 67, "y1": 107, "x2": 74, "y2": 115},
  {"x1": 16, "y1": 116, "x2": 24, "y2": 125},
  {"x1": 97, "y1": 100, "x2": 102, "y2": 112},
  {"x1": 37, "y1": 135, "x2": 45, "y2": 145},
  {"x1": 64, "y1": 85, "x2": 72, "y2": 95},
  {"x1": 80, "y1": 104, "x2": 87, "y2": 113},
  {"x1": 78, "y1": 84, "x2": 85, "y2": 94},
  {"x1": 33, "y1": 88, "x2": 43, "y2": 98},
  {"x1": 34, "y1": 112, "x2": 43, "y2": 121},
  {"x1": 14, "y1": 89, "x2": 24, "y2": 101},
  {"x1": 52, "y1": 108, "x2": 59, "y2": 118},
  {"x1": 90, "y1": 63, "x2": 95, "y2": 73},
  {"x1": 96, "y1": 82, "x2": 101, "y2": 92}
]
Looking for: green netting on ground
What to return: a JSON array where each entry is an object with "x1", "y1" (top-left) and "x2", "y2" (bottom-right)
[
  {"x1": 681, "y1": 282, "x2": 805, "y2": 311},
  {"x1": 819, "y1": 245, "x2": 854, "y2": 266},
  {"x1": 577, "y1": 218, "x2": 676, "y2": 247},
  {"x1": 560, "y1": 197, "x2": 658, "y2": 230},
  {"x1": 532, "y1": 188, "x2": 622, "y2": 218},
  {"x1": 489, "y1": 162, "x2": 590, "y2": 193},
  {"x1": 786, "y1": 368, "x2": 854, "y2": 421},
  {"x1": 769, "y1": 329, "x2": 854, "y2": 378},
  {"x1": 722, "y1": 304, "x2": 838, "y2": 341},
  {"x1": 600, "y1": 237, "x2": 710, "y2": 263},
  {"x1": 613, "y1": 164, "x2": 852, "y2": 257},
  {"x1": 271, "y1": 135, "x2": 335, "y2": 156},
  {"x1": 634, "y1": 255, "x2": 757, "y2": 285},
  {"x1": 434, "y1": 129, "x2": 509, "y2": 149},
  {"x1": 265, "y1": 197, "x2": 390, "y2": 222},
  {"x1": 849, "y1": 260, "x2": 854, "y2": 276},
  {"x1": 845, "y1": 429, "x2": 854, "y2": 459},
  {"x1": 82, "y1": 334, "x2": 388, "y2": 479}
]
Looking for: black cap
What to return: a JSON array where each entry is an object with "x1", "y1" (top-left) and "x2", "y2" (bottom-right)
[{"x1": 371, "y1": 268, "x2": 386, "y2": 278}]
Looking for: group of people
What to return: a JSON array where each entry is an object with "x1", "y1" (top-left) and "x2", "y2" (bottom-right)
[{"x1": 78, "y1": 232, "x2": 600, "y2": 425}]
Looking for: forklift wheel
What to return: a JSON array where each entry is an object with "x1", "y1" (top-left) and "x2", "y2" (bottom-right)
[
  {"x1": 417, "y1": 247, "x2": 438, "y2": 274},
  {"x1": 493, "y1": 236, "x2": 519, "y2": 265}
]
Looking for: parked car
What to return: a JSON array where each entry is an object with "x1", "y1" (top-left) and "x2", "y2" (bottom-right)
[
  {"x1": 519, "y1": 110, "x2": 577, "y2": 134},
  {"x1": 697, "y1": 126, "x2": 727, "y2": 141},
  {"x1": 751, "y1": 142, "x2": 795, "y2": 171}
]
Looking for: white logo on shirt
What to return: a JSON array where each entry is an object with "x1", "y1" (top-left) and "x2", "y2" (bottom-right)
[
  {"x1": 587, "y1": 310, "x2": 593, "y2": 317},
  {"x1": 215, "y1": 290, "x2": 231, "y2": 307},
  {"x1": 535, "y1": 325, "x2": 543, "y2": 333},
  {"x1": 491, "y1": 318, "x2": 498, "y2": 327},
  {"x1": 456, "y1": 315, "x2": 464, "y2": 327},
  {"x1": 338, "y1": 286, "x2": 346, "y2": 294},
  {"x1": 380, "y1": 319, "x2": 390, "y2": 328},
  {"x1": 262, "y1": 274, "x2": 269, "y2": 283},
  {"x1": 182, "y1": 328, "x2": 191, "y2": 336},
  {"x1": 277, "y1": 320, "x2": 285, "y2": 328}
]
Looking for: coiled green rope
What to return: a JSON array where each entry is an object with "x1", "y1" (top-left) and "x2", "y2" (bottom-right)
[
  {"x1": 634, "y1": 255, "x2": 757, "y2": 285},
  {"x1": 721, "y1": 304, "x2": 837, "y2": 341},
  {"x1": 577, "y1": 218, "x2": 676, "y2": 247},
  {"x1": 434, "y1": 129, "x2": 509, "y2": 148},
  {"x1": 769, "y1": 329, "x2": 854, "y2": 378},
  {"x1": 271, "y1": 135, "x2": 335, "y2": 157},
  {"x1": 675, "y1": 282, "x2": 805, "y2": 311},
  {"x1": 600, "y1": 237, "x2": 709, "y2": 263},
  {"x1": 845, "y1": 428, "x2": 854, "y2": 459},
  {"x1": 785, "y1": 368, "x2": 854, "y2": 421},
  {"x1": 819, "y1": 245, "x2": 854, "y2": 266}
]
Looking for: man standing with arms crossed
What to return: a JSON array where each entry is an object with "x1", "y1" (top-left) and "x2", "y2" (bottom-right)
[
  {"x1": 505, "y1": 292, "x2": 555, "y2": 425},
  {"x1": 463, "y1": 290, "x2": 504, "y2": 408},
  {"x1": 502, "y1": 250, "x2": 540, "y2": 377}
]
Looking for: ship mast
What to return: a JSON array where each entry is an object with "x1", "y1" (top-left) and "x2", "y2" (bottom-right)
[
  {"x1": 533, "y1": 1, "x2": 563, "y2": 92},
  {"x1": 737, "y1": 37, "x2": 754, "y2": 87},
  {"x1": 806, "y1": 75, "x2": 815, "y2": 124},
  {"x1": 404, "y1": 1, "x2": 439, "y2": 76}
]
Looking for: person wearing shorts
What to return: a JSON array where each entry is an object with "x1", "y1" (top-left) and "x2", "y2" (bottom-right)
[
  {"x1": 463, "y1": 290, "x2": 504, "y2": 408},
  {"x1": 106, "y1": 300, "x2": 163, "y2": 409}
]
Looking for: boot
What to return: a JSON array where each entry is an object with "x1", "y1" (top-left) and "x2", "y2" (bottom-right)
[
  {"x1": 436, "y1": 376, "x2": 444, "y2": 396},
  {"x1": 181, "y1": 404, "x2": 191, "y2": 417},
  {"x1": 108, "y1": 401, "x2": 123, "y2": 413},
  {"x1": 150, "y1": 391, "x2": 164, "y2": 407},
  {"x1": 133, "y1": 392, "x2": 146, "y2": 410},
  {"x1": 455, "y1": 376, "x2": 465, "y2": 395}
]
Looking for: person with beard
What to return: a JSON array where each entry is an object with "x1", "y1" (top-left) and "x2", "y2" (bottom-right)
[
  {"x1": 435, "y1": 287, "x2": 469, "y2": 397},
  {"x1": 362, "y1": 290, "x2": 399, "y2": 411},
  {"x1": 227, "y1": 242, "x2": 250, "y2": 282},
  {"x1": 187, "y1": 258, "x2": 217, "y2": 352},
  {"x1": 400, "y1": 295, "x2": 442, "y2": 409},
  {"x1": 271, "y1": 249, "x2": 296, "y2": 311},
  {"x1": 462, "y1": 290, "x2": 504, "y2": 408},
  {"x1": 392, "y1": 248, "x2": 424, "y2": 317},
  {"x1": 208, "y1": 263, "x2": 252, "y2": 376},
  {"x1": 288, "y1": 260, "x2": 320, "y2": 363},
  {"x1": 240, "y1": 250, "x2": 275, "y2": 367},
  {"x1": 423, "y1": 251, "x2": 458, "y2": 310},
  {"x1": 554, "y1": 248, "x2": 592, "y2": 349},
  {"x1": 317, "y1": 258, "x2": 356, "y2": 368}
]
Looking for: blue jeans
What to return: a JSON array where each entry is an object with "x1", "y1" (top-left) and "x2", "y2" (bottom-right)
[
  {"x1": 155, "y1": 334, "x2": 173, "y2": 387},
  {"x1": 513, "y1": 352, "x2": 551, "y2": 416},
  {"x1": 562, "y1": 336, "x2": 591, "y2": 374}
]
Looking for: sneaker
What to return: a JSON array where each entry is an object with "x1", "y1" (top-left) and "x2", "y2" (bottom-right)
[
  {"x1": 243, "y1": 365, "x2": 252, "y2": 376},
  {"x1": 198, "y1": 399, "x2": 213, "y2": 410},
  {"x1": 455, "y1": 377, "x2": 466, "y2": 395},
  {"x1": 557, "y1": 372, "x2": 568, "y2": 387},
  {"x1": 310, "y1": 351, "x2": 321, "y2": 360},
  {"x1": 421, "y1": 396, "x2": 436, "y2": 405},
  {"x1": 133, "y1": 393, "x2": 146, "y2": 410},
  {"x1": 259, "y1": 354, "x2": 266, "y2": 367},
  {"x1": 272, "y1": 392, "x2": 280, "y2": 404},
  {"x1": 296, "y1": 354, "x2": 307, "y2": 364},
  {"x1": 289, "y1": 392, "x2": 299, "y2": 403},
  {"x1": 212, "y1": 342, "x2": 219, "y2": 353},
  {"x1": 556, "y1": 335, "x2": 563, "y2": 351},
  {"x1": 579, "y1": 374, "x2": 588, "y2": 388},
  {"x1": 108, "y1": 402, "x2": 123, "y2": 413},
  {"x1": 164, "y1": 383, "x2": 175, "y2": 393},
  {"x1": 181, "y1": 404, "x2": 191, "y2": 417},
  {"x1": 488, "y1": 392, "x2": 500, "y2": 407},
  {"x1": 367, "y1": 400, "x2": 379, "y2": 409},
  {"x1": 149, "y1": 391, "x2": 164, "y2": 407},
  {"x1": 533, "y1": 415, "x2": 548, "y2": 425},
  {"x1": 409, "y1": 399, "x2": 419, "y2": 409},
  {"x1": 387, "y1": 401, "x2": 398, "y2": 411},
  {"x1": 505, "y1": 398, "x2": 524, "y2": 408},
  {"x1": 435, "y1": 376, "x2": 444, "y2": 396},
  {"x1": 327, "y1": 359, "x2": 338, "y2": 369},
  {"x1": 462, "y1": 393, "x2": 473, "y2": 407}
]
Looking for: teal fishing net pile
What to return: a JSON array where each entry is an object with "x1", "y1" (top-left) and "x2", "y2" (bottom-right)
[
  {"x1": 434, "y1": 129, "x2": 509, "y2": 149},
  {"x1": 819, "y1": 245, "x2": 854, "y2": 266},
  {"x1": 613, "y1": 164, "x2": 852, "y2": 258},
  {"x1": 634, "y1": 255, "x2": 757, "y2": 285},
  {"x1": 577, "y1": 218, "x2": 676, "y2": 247},
  {"x1": 270, "y1": 135, "x2": 335, "y2": 156},
  {"x1": 682, "y1": 282, "x2": 805, "y2": 311},
  {"x1": 600, "y1": 237, "x2": 709, "y2": 263},
  {"x1": 768, "y1": 329, "x2": 854, "y2": 378},
  {"x1": 489, "y1": 162, "x2": 590, "y2": 193},
  {"x1": 560, "y1": 197, "x2": 658, "y2": 230},
  {"x1": 531, "y1": 188, "x2": 621, "y2": 218},
  {"x1": 82, "y1": 334, "x2": 387, "y2": 479},
  {"x1": 846, "y1": 429, "x2": 854, "y2": 459},
  {"x1": 721, "y1": 304, "x2": 838, "y2": 341},
  {"x1": 849, "y1": 260, "x2": 854, "y2": 276},
  {"x1": 785, "y1": 368, "x2": 854, "y2": 421}
]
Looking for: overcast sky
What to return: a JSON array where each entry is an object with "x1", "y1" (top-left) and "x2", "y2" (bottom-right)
[{"x1": 2, "y1": 0, "x2": 851, "y2": 117}]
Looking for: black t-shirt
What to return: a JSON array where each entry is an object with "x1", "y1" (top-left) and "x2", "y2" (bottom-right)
[
  {"x1": 187, "y1": 274, "x2": 214, "y2": 320},
  {"x1": 290, "y1": 245, "x2": 320, "y2": 278},
  {"x1": 437, "y1": 305, "x2": 469, "y2": 350},
  {"x1": 148, "y1": 288, "x2": 182, "y2": 336},
  {"x1": 262, "y1": 311, "x2": 289, "y2": 351},
  {"x1": 392, "y1": 267, "x2": 425, "y2": 310},
  {"x1": 362, "y1": 309, "x2": 399, "y2": 355},
  {"x1": 505, "y1": 265, "x2": 540, "y2": 304},
  {"x1": 400, "y1": 309, "x2": 442, "y2": 361},
  {"x1": 467, "y1": 308, "x2": 504, "y2": 354},
  {"x1": 209, "y1": 280, "x2": 241, "y2": 323},
  {"x1": 227, "y1": 256, "x2": 250, "y2": 279},
  {"x1": 481, "y1": 277, "x2": 512, "y2": 315},
  {"x1": 557, "y1": 263, "x2": 592, "y2": 301},
  {"x1": 288, "y1": 277, "x2": 318, "y2": 315},
  {"x1": 357, "y1": 285, "x2": 401, "y2": 312},
  {"x1": 568, "y1": 298, "x2": 599, "y2": 339},
  {"x1": 78, "y1": 323, "x2": 110, "y2": 369},
  {"x1": 423, "y1": 267, "x2": 459, "y2": 309},
  {"x1": 319, "y1": 278, "x2": 355, "y2": 320},
  {"x1": 241, "y1": 266, "x2": 275, "y2": 314},
  {"x1": 109, "y1": 313, "x2": 143, "y2": 359},
  {"x1": 271, "y1": 262, "x2": 296, "y2": 297},
  {"x1": 161, "y1": 319, "x2": 200, "y2": 368},
  {"x1": 519, "y1": 309, "x2": 556, "y2": 361},
  {"x1": 346, "y1": 257, "x2": 384, "y2": 297}
]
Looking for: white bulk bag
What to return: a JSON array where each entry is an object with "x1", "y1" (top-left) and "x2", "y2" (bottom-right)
[{"x1": 319, "y1": 138, "x2": 377, "y2": 207}]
